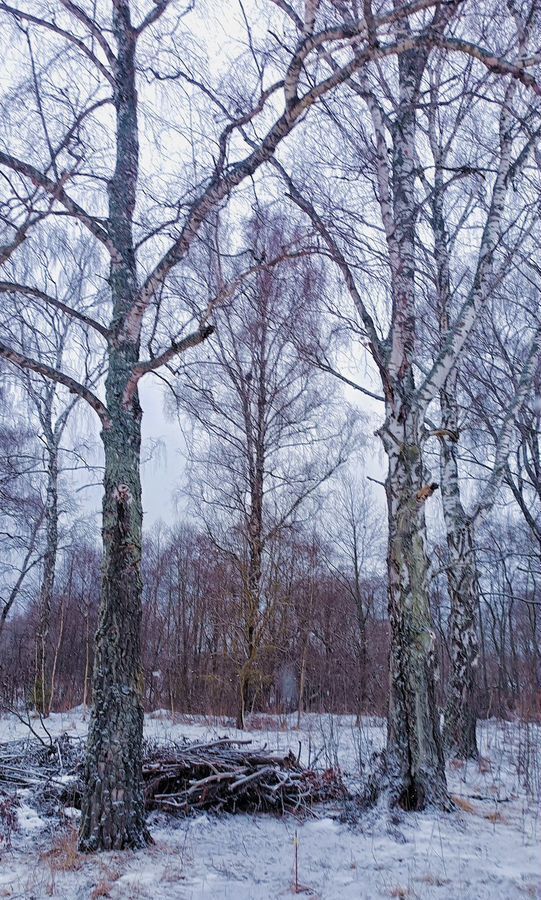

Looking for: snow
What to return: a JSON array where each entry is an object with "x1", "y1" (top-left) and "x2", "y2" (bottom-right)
[
  {"x1": 16, "y1": 801, "x2": 46, "y2": 832},
  {"x1": 0, "y1": 710, "x2": 539, "y2": 899}
]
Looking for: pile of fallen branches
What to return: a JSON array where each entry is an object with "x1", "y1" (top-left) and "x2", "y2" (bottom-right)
[
  {"x1": 0, "y1": 733, "x2": 82, "y2": 785},
  {"x1": 0, "y1": 733, "x2": 83, "y2": 813},
  {"x1": 144, "y1": 737, "x2": 349, "y2": 814},
  {"x1": 0, "y1": 734, "x2": 349, "y2": 818}
]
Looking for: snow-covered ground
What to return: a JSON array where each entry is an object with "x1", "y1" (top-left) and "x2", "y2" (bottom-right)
[{"x1": 0, "y1": 709, "x2": 539, "y2": 899}]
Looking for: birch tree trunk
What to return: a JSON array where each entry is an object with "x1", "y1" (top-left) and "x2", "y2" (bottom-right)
[
  {"x1": 439, "y1": 380, "x2": 479, "y2": 759},
  {"x1": 79, "y1": 1, "x2": 149, "y2": 850},
  {"x1": 275, "y1": 2, "x2": 538, "y2": 810},
  {"x1": 382, "y1": 46, "x2": 449, "y2": 809},
  {"x1": 431, "y1": 151, "x2": 480, "y2": 759},
  {"x1": 381, "y1": 404, "x2": 448, "y2": 809},
  {"x1": 79, "y1": 353, "x2": 148, "y2": 850},
  {"x1": 48, "y1": 573, "x2": 66, "y2": 715}
]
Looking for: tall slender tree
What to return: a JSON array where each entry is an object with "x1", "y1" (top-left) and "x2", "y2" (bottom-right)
[{"x1": 176, "y1": 213, "x2": 357, "y2": 727}]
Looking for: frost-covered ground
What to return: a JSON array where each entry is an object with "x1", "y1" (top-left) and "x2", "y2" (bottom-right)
[{"x1": 0, "y1": 708, "x2": 539, "y2": 899}]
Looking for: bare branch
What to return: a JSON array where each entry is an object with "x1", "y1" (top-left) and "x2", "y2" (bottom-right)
[
  {"x1": 0, "y1": 151, "x2": 114, "y2": 254},
  {"x1": 0, "y1": 341, "x2": 110, "y2": 428},
  {"x1": 0, "y1": 2, "x2": 115, "y2": 85},
  {"x1": 57, "y1": 0, "x2": 116, "y2": 66},
  {"x1": 472, "y1": 324, "x2": 541, "y2": 522},
  {"x1": 127, "y1": 324, "x2": 214, "y2": 388},
  {"x1": 0, "y1": 281, "x2": 110, "y2": 339},
  {"x1": 135, "y1": 0, "x2": 191, "y2": 34}
]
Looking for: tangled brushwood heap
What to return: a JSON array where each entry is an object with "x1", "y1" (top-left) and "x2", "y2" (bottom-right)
[{"x1": 0, "y1": 733, "x2": 349, "y2": 821}]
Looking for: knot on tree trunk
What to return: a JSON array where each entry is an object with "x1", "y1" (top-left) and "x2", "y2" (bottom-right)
[{"x1": 416, "y1": 482, "x2": 439, "y2": 502}]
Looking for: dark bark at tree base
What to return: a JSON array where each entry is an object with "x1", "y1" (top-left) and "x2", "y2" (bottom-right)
[
  {"x1": 443, "y1": 711, "x2": 478, "y2": 761},
  {"x1": 365, "y1": 749, "x2": 455, "y2": 812},
  {"x1": 79, "y1": 699, "x2": 152, "y2": 851},
  {"x1": 386, "y1": 649, "x2": 451, "y2": 811},
  {"x1": 386, "y1": 757, "x2": 454, "y2": 812},
  {"x1": 78, "y1": 367, "x2": 149, "y2": 852}
]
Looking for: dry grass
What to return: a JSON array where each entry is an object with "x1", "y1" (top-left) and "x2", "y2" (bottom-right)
[
  {"x1": 249, "y1": 714, "x2": 291, "y2": 732},
  {"x1": 90, "y1": 882, "x2": 113, "y2": 899},
  {"x1": 452, "y1": 795, "x2": 508, "y2": 823},
  {"x1": 41, "y1": 826, "x2": 82, "y2": 873},
  {"x1": 418, "y1": 873, "x2": 450, "y2": 886},
  {"x1": 452, "y1": 795, "x2": 477, "y2": 813},
  {"x1": 484, "y1": 810, "x2": 507, "y2": 824}
]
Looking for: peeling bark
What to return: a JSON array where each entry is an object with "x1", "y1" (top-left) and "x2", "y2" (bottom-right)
[
  {"x1": 381, "y1": 45, "x2": 449, "y2": 810},
  {"x1": 381, "y1": 406, "x2": 449, "y2": 809},
  {"x1": 439, "y1": 383, "x2": 479, "y2": 758}
]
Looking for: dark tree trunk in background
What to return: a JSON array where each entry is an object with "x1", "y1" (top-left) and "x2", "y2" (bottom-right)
[
  {"x1": 236, "y1": 421, "x2": 264, "y2": 730},
  {"x1": 34, "y1": 436, "x2": 58, "y2": 715}
]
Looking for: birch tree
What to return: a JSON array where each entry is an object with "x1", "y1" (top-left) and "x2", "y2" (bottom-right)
[
  {"x1": 275, "y1": 0, "x2": 541, "y2": 807},
  {"x1": 175, "y1": 213, "x2": 357, "y2": 728},
  {"x1": 416, "y1": 46, "x2": 541, "y2": 757},
  {"x1": 0, "y1": 0, "x2": 454, "y2": 849}
]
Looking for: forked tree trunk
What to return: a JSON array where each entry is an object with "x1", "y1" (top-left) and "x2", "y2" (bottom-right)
[
  {"x1": 381, "y1": 409, "x2": 449, "y2": 810},
  {"x1": 79, "y1": 351, "x2": 149, "y2": 851}
]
